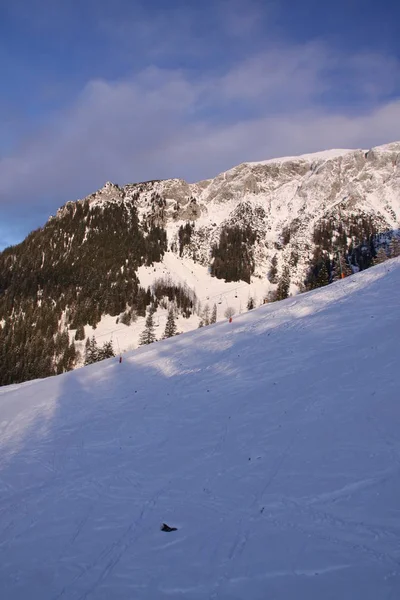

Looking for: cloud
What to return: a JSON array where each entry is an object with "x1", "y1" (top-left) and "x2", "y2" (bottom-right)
[{"x1": 1, "y1": 41, "x2": 400, "y2": 247}]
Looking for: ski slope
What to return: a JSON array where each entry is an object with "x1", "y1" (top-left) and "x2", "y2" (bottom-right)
[
  {"x1": 1, "y1": 260, "x2": 400, "y2": 599},
  {"x1": 73, "y1": 251, "x2": 273, "y2": 363}
]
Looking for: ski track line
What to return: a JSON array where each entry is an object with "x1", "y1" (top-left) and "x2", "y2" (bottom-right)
[
  {"x1": 54, "y1": 487, "x2": 165, "y2": 600},
  {"x1": 209, "y1": 378, "x2": 352, "y2": 599},
  {"x1": 210, "y1": 429, "x2": 300, "y2": 598},
  {"x1": 297, "y1": 501, "x2": 400, "y2": 547},
  {"x1": 268, "y1": 512, "x2": 400, "y2": 571}
]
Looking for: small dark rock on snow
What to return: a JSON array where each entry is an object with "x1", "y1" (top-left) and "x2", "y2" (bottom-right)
[{"x1": 161, "y1": 523, "x2": 177, "y2": 532}]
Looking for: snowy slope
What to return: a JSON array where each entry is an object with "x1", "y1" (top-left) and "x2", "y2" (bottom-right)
[
  {"x1": 58, "y1": 141, "x2": 400, "y2": 359},
  {"x1": 75, "y1": 251, "x2": 272, "y2": 361},
  {"x1": 63, "y1": 141, "x2": 400, "y2": 284},
  {"x1": 245, "y1": 148, "x2": 355, "y2": 166},
  {"x1": 1, "y1": 260, "x2": 400, "y2": 599}
]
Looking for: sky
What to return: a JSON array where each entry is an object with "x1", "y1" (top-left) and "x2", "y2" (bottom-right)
[{"x1": 1, "y1": 0, "x2": 400, "y2": 249}]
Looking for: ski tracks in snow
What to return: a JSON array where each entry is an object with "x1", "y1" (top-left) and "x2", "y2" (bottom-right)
[{"x1": 55, "y1": 486, "x2": 166, "y2": 600}]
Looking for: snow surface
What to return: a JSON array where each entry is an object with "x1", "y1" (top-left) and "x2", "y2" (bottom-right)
[
  {"x1": 63, "y1": 139, "x2": 400, "y2": 363},
  {"x1": 1, "y1": 260, "x2": 400, "y2": 599},
  {"x1": 71, "y1": 252, "x2": 273, "y2": 362},
  {"x1": 244, "y1": 148, "x2": 355, "y2": 167}
]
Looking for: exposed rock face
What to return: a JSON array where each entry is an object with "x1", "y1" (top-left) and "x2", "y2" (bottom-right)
[
  {"x1": 2, "y1": 142, "x2": 400, "y2": 386},
  {"x1": 60, "y1": 142, "x2": 399, "y2": 285}
]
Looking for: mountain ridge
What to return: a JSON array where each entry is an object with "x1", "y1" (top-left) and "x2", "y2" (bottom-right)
[
  {"x1": 58, "y1": 139, "x2": 400, "y2": 284},
  {"x1": 1, "y1": 140, "x2": 399, "y2": 385}
]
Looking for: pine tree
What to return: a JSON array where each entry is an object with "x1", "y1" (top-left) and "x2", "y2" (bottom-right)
[
  {"x1": 247, "y1": 297, "x2": 255, "y2": 310},
  {"x1": 120, "y1": 310, "x2": 132, "y2": 326},
  {"x1": 84, "y1": 336, "x2": 99, "y2": 365},
  {"x1": 332, "y1": 252, "x2": 353, "y2": 281},
  {"x1": 275, "y1": 266, "x2": 290, "y2": 300},
  {"x1": 389, "y1": 236, "x2": 400, "y2": 258},
  {"x1": 163, "y1": 309, "x2": 177, "y2": 338},
  {"x1": 315, "y1": 261, "x2": 329, "y2": 287},
  {"x1": 210, "y1": 304, "x2": 217, "y2": 324},
  {"x1": 75, "y1": 324, "x2": 85, "y2": 341},
  {"x1": 373, "y1": 247, "x2": 388, "y2": 265},
  {"x1": 268, "y1": 255, "x2": 278, "y2": 284},
  {"x1": 139, "y1": 311, "x2": 156, "y2": 345},
  {"x1": 202, "y1": 304, "x2": 210, "y2": 326},
  {"x1": 99, "y1": 340, "x2": 115, "y2": 359}
]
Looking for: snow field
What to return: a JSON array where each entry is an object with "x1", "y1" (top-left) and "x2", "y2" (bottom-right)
[
  {"x1": 1, "y1": 259, "x2": 400, "y2": 599},
  {"x1": 72, "y1": 252, "x2": 274, "y2": 363}
]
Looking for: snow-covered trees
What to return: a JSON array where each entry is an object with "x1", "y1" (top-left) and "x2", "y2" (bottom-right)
[
  {"x1": 211, "y1": 225, "x2": 256, "y2": 284},
  {"x1": 198, "y1": 303, "x2": 215, "y2": 327},
  {"x1": 211, "y1": 304, "x2": 217, "y2": 324},
  {"x1": 75, "y1": 324, "x2": 85, "y2": 341},
  {"x1": 178, "y1": 222, "x2": 194, "y2": 256},
  {"x1": 163, "y1": 309, "x2": 177, "y2": 339},
  {"x1": 139, "y1": 311, "x2": 157, "y2": 346},
  {"x1": 120, "y1": 310, "x2": 133, "y2": 326},
  {"x1": 99, "y1": 340, "x2": 115, "y2": 360},
  {"x1": 84, "y1": 337, "x2": 115, "y2": 365},
  {"x1": 331, "y1": 254, "x2": 352, "y2": 281},
  {"x1": 275, "y1": 266, "x2": 291, "y2": 300},
  {"x1": 315, "y1": 261, "x2": 330, "y2": 287},
  {"x1": 85, "y1": 337, "x2": 99, "y2": 365},
  {"x1": 268, "y1": 255, "x2": 278, "y2": 284},
  {"x1": 373, "y1": 247, "x2": 388, "y2": 265},
  {"x1": 202, "y1": 304, "x2": 210, "y2": 326},
  {"x1": 247, "y1": 297, "x2": 255, "y2": 310},
  {"x1": 389, "y1": 236, "x2": 400, "y2": 258}
]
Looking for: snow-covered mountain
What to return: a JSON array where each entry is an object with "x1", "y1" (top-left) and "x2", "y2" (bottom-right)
[
  {"x1": 60, "y1": 141, "x2": 400, "y2": 357},
  {"x1": 64, "y1": 141, "x2": 400, "y2": 284},
  {"x1": 1, "y1": 141, "x2": 400, "y2": 385},
  {"x1": 1, "y1": 259, "x2": 399, "y2": 599}
]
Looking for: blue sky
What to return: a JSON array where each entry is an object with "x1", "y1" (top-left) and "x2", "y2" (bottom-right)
[{"x1": 1, "y1": 0, "x2": 400, "y2": 249}]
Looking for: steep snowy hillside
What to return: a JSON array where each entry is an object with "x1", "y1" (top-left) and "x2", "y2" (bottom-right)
[
  {"x1": 67, "y1": 140, "x2": 400, "y2": 361},
  {"x1": 1, "y1": 260, "x2": 399, "y2": 600},
  {"x1": 71, "y1": 140, "x2": 400, "y2": 285},
  {"x1": 2, "y1": 141, "x2": 400, "y2": 385}
]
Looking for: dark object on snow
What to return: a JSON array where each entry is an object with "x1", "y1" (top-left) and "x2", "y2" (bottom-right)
[{"x1": 161, "y1": 523, "x2": 177, "y2": 532}]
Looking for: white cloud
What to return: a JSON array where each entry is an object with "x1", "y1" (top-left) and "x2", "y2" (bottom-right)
[{"x1": 1, "y1": 42, "x2": 400, "y2": 223}]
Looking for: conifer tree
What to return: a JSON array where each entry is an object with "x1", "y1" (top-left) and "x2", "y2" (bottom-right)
[
  {"x1": 389, "y1": 236, "x2": 400, "y2": 258},
  {"x1": 332, "y1": 254, "x2": 352, "y2": 281},
  {"x1": 373, "y1": 247, "x2": 388, "y2": 265},
  {"x1": 247, "y1": 297, "x2": 255, "y2": 310},
  {"x1": 202, "y1": 304, "x2": 210, "y2": 326},
  {"x1": 99, "y1": 340, "x2": 115, "y2": 360},
  {"x1": 315, "y1": 261, "x2": 330, "y2": 287},
  {"x1": 163, "y1": 308, "x2": 177, "y2": 338},
  {"x1": 63, "y1": 342, "x2": 77, "y2": 371},
  {"x1": 268, "y1": 255, "x2": 278, "y2": 284},
  {"x1": 84, "y1": 336, "x2": 99, "y2": 365},
  {"x1": 275, "y1": 266, "x2": 290, "y2": 300},
  {"x1": 139, "y1": 311, "x2": 156, "y2": 345},
  {"x1": 75, "y1": 324, "x2": 85, "y2": 341},
  {"x1": 211, "y1": 304, "x2": 217, "y2": 324}
]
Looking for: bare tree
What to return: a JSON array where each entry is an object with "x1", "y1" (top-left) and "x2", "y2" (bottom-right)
[{"x1": 224, "y1": 306, "x2": 235, "y2": 319}]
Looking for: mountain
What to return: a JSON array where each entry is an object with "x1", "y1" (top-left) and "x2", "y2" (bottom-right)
[
  {"x1": 1, "y1": 142, "x2": 400, "y2": 385},
  {"x1": 1, "y1": 259, "x2": 399, "y2": 599}
]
